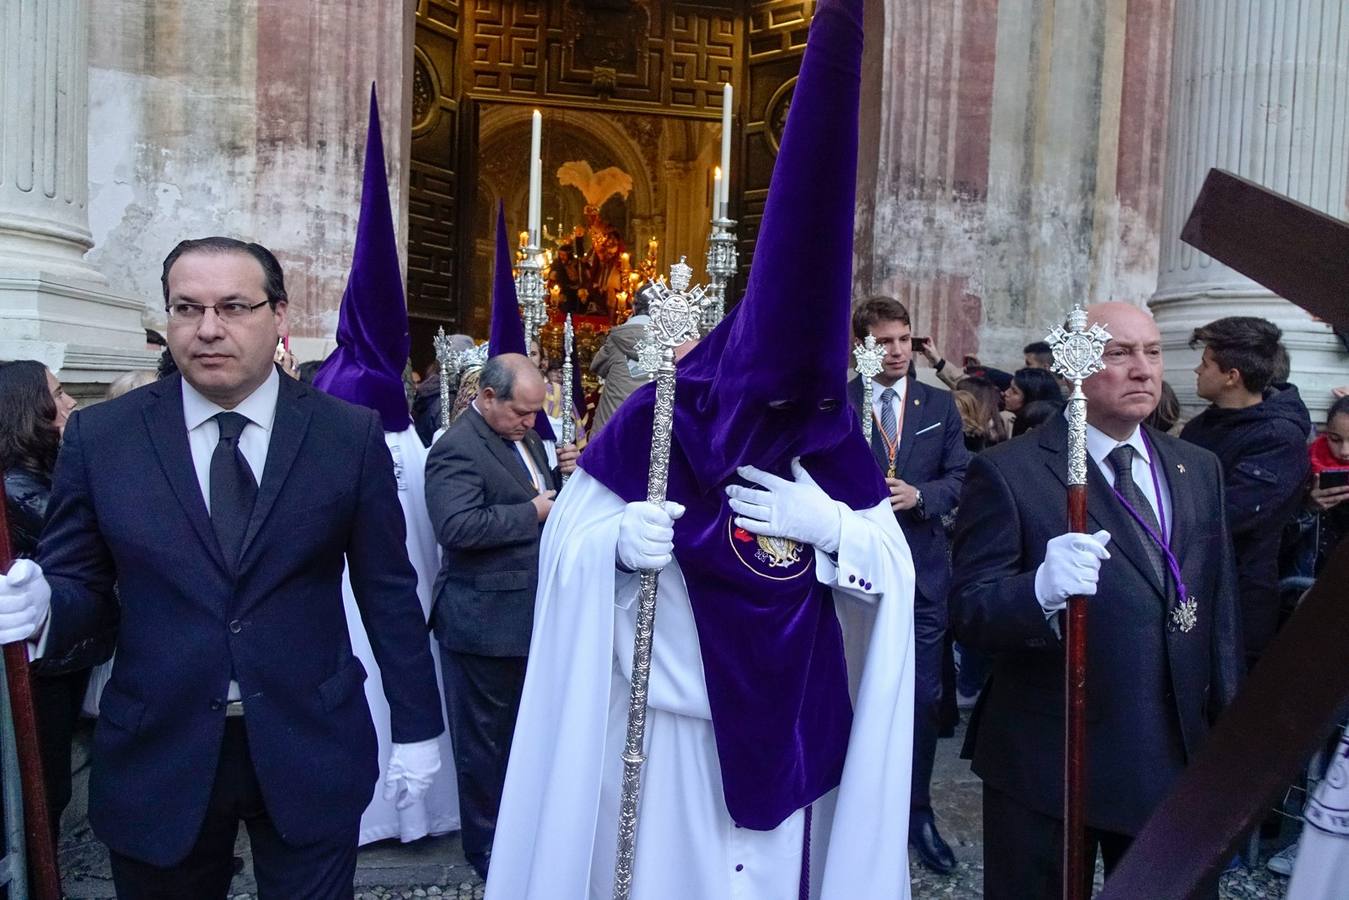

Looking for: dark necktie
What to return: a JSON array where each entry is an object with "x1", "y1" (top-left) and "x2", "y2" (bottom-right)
[
  {"x1": 879, "y1": 387, "x2": 898, "y2": 445},
  {"x1": 1107, "y1": 444, "x2": 1168, "y2": 592},
  {"x1": 211, "y1": 412, "x2": 258, "y2": 567},
  {"x1": 506, "y1": 438, "x2": 536, "y2": 487}
]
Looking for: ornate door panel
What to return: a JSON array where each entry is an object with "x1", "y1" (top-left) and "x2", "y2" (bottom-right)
[
  {"x1": 410, "y1": 0, "x2": 464, "y2": 364},
  {"x1": 740, "y1": 0, "x2": 811, "y2": 276}
]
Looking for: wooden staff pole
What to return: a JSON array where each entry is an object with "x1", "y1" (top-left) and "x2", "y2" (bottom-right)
[{"x1": 0, "y1": 469, "x2": 62, "y2": 900}]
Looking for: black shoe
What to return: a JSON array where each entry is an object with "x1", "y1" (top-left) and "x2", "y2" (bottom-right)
[
  {"x1": 466, "y1": 849, "x2": 491, "y2": 881},
  {"x1": 909, "y1": 810, "x2": 957, "y2": 875}
]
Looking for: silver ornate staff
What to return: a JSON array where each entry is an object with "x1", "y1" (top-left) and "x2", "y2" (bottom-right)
[
  {"x1": 516, "y1": 243, "x2": 547, "y2": 348},
  {"x1": 852, "y1": 334, "x2": 884, "y2": 443},
  {"x1": 613, "y1": 257, "x2": 707, "y2": 900},
  {"x1": 702, "y1": 209, "x2": 738, "y2": 333},
  {"x1": 560, "y1": 313, "x2": 576, "y2": 486},
  {"x1": 1045, "y1": 303, "x2": 1109, "y2": 900},
  {"x1": 432, "y1": 326, "x2": 454, "y2": 432}
]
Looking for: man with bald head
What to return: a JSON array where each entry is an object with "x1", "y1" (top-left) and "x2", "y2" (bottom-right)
[
  {"x1": 424, "y1": 352, "x2": 576, "y2": 880},
  {"x1": 949, "y1": 303, "x2": 1241, "y2": 899}
]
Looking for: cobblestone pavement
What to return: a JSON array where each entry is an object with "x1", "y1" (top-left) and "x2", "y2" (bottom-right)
[{"x1": 57, "y1": 721, "x2": 1292, "y2": 898}]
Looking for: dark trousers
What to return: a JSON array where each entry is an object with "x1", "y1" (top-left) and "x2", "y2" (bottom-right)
[
  {"x1": 981, "y1": 783, "x2": 1218, "y2": 900},
  {"x1": 109, "y1": 719, "x2": 357, "y2": 900},
  {"x1": 33, "y1": 666, "x2": 91, "y2": 848},
  {"x1": 440, "y1": 648, "x2": 528, "y2": 856},
  {"x1": 911, "y1": 588, "x2": 945, "y2": 816}
]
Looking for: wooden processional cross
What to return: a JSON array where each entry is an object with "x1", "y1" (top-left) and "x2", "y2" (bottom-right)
[{"x1": 1098, "y1": 168, "x2": 1349, "y2": 898}]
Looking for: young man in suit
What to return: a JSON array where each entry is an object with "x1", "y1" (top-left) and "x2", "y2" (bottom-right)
[
  {"x1": 848, "y1": 296, "x2": 971, "y2": 874},
  {"x1": 0, "y1": 238, "x2": 446, "y2": 899},
  {"x1": 949, "y1": 302, "x2": 1242, "y2": 899},
  {"x1": 423, "y1": 352, "x2": 576, "y2": 881}
]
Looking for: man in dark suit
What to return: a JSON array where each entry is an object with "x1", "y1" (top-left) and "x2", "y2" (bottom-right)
[
  {"x1": 0, "y1": 237, "x2": 445, "y2": 899},
  {"x1": 847, "y1": 296, "x2": 970, "y2": 874},
  {"x1": 949, "y1": 302, "x2": 1242, "y2": 899},
  {"x1": 424, "y1": 352, "x2": 576, "y2": 881}
]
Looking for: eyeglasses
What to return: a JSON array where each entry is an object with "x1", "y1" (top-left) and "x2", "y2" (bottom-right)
[{"x1": 165, "y1": 299, "x2": 271, "y2": 322}]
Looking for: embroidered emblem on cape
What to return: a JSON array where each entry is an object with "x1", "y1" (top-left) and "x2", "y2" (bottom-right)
[{"x1": 728, "y1": 516, "x2": 810, "y2": 581}]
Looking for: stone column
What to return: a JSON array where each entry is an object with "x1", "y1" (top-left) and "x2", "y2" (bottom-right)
[
  {"x1": 1152, "y1": 0, "x2": 1349, "y2": 420},
  {"x1": 0, "y1": 0, "x2": 155, "y2": 395}
]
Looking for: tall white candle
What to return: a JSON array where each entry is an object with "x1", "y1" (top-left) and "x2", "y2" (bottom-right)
[
  {"x1": 712, "y1": 167, "x2": 722, "y2": 223},
  {"x1": 719, "y1": 84, "x2": 732, "y2": 213},
  {"x1": 529, "y1": 110, "x2": 542, "y2": 245}
]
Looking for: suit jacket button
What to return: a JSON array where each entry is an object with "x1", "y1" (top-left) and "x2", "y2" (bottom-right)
[{"x1": 228, "y1": 619, "x2": 243, "y2": 634}]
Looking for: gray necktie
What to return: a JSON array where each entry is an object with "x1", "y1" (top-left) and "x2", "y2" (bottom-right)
[
  {"x1": 879, "y1": 387, "x2": 898, "y2": 446},
  {"x1": 1107, "y1": 444, "x2": 1167, "y2": 591}
]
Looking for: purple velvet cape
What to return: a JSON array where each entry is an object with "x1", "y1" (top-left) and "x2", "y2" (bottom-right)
[
  {"x1": 579, "y1": 0, "x2": 884, "y2": 831},
  {"x1": 313, "y1": 84, "x2": 412, "y2": 432},
  {"x1": 488, "y1": 202, "x2": 556, "y2": 442}
]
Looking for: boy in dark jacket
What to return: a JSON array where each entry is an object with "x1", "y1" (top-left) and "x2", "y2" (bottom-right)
[{"x1": 1181, "y1": 316, "x2": 1311, "y2": 669}]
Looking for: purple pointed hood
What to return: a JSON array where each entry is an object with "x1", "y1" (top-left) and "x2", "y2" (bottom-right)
[
  {"x1": 313, "y1": 83, "x2": 411, "y2": 432},
  {"x1": 583, "y1": 0, "x2": 880, "y2": 504},
  {"x1": 488, "y1": 203, "x2": 555, "y2": 441},
  {"x1": 576, "y1": 0, "x2": 884, "y2": 831}
]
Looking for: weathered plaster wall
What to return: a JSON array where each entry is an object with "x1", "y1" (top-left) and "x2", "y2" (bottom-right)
[
  {"x1": 84, "y1": 0, "x2": 412, "y2": 359},
  {"x1": 855, "y1": 0, "x2": 1174, "y2": 370}
]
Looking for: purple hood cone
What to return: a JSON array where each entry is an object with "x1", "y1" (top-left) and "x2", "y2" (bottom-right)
[{"x1": 313, "y1": 83, "x2": 412, "y2": 432}]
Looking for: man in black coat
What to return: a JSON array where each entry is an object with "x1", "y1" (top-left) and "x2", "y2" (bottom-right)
[
  {"x1": 847, "y1": 296, "x2": 970, "y2": 874},
  {"x1": 424, "y1": 352, "x2": 576, "y2": 880},
  {"x1": 0, "y1": 238, "x2": 446, "y2": 899},
  {"x1": 950, "y1": 302, "x2": 1242, "y2": 899},
  {"x1": 1181, "y1": 316, "x2": 1311, "y2": 669}
]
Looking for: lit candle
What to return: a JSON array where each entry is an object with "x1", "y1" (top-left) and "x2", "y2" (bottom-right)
[
  {"x1": 712, "y1": 167, "x2": 722, "y2": 223},
  {"x1": 719, "y1": 83, "x2": 732, "y2": 214},
  {"x1": 529, "y1": 110, "x2": 542, "y2": 245}
]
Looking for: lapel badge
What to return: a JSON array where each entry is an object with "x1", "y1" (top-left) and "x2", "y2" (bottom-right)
[
  {"x1": 1176, "y1": 463, "x2": 1186, "y2": 474},
  {"x1": 1169, "y1": 596, "x2": 1198, "y2": 633}
]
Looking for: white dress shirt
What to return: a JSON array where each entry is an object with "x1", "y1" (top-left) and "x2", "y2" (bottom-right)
[
  {"x1": 182, "y1": 368, "x2": 280, "y2": 506},
  {"x1": 182, "y1": 368, "x2": 280, "y2": 701},
  {"x1": 869, "y1": 374, "x2": 908, "y2": 446},
  {"x1": 1085, "y1": 421, "x2": 1173, "y2": 539},
  {"x1": 470, "y1": 400, "x2": 545, "y2": 492}
]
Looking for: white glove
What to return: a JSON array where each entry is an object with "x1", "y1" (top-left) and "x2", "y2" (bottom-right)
[
  {"x1": 1034, "y1": 530, "x2": 1112, "y2": 615},
  {"x1": 383, "y1": 737, "x2": 442, "y2": 810},
  {"x1": 725, "y1": 457, "x2": 843, "y2": 554},
  {"x1": 0, "y1": 559, "x2": 51, "y2": 645},
  {"x1": 616, "y1": 501, "x2": 687, "y2": 571}
]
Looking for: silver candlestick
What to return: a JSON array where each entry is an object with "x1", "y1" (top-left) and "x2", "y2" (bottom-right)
[
  {"x1": 852, "y1": 334, "x2": 885, "y2": 443},
  {"x1": 613, "y1": 257, "x2": 707, "y2": 900},
  {"x1": 515, "y1": 243, "x2": 548, "y2": 349},
  {"x1": 560, "y1": 314, "x2": 576, "y2": 487},
  {"x1": 702, "y1": 212, "x2": 738, "y2": 333}
]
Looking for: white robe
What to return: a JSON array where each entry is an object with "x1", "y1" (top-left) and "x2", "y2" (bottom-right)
[
  {"x1": 486, "y1": 468, "x2": 916, "y2": 900},
  {"x1": 1288, "y1": 727, "x2": 1349, "y2": 899},
  {"x1": 342, "y1": 426, "x2": 460, "y2": 845}
]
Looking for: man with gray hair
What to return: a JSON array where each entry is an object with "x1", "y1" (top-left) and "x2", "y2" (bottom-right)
[{"x1": 423, "y1": 352, "x2": 576, "y2": 881}]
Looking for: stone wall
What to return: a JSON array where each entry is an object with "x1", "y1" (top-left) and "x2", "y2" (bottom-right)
[
  {"x1": 855, "y1": 0, "x2": 1175, "y2": 372},
  {"x1": 83, "y1": 0, "x2": 413, "y2": 362}
]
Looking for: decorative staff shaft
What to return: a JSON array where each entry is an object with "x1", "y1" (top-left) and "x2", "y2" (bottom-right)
[
  {"x1": 613, "y1": 258, "x2": 706, "y2": 900},
  {"x1": 852, "y1": 334, "x2": 884, "y2": 443},
  {"x1": 1046, "y1": 306, "x2": 1110, "y2": 900},
  {"x1": 0, "y1": 468, "x2": 62, "y2": 900},
  {"x1": 560, "y1": 314, "x2": 576, "y2": 486},
  {"x1": 432, "y1": 327, "x2": 454, "y2": 432}
]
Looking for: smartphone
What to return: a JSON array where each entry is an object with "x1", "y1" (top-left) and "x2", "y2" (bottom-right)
[
  {"x1": 1319, "y1": 469, "x2": 1349, "y2": 489},
  {"x1": 912, "y1": 337, "x2": 930, "y2": 351}
]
